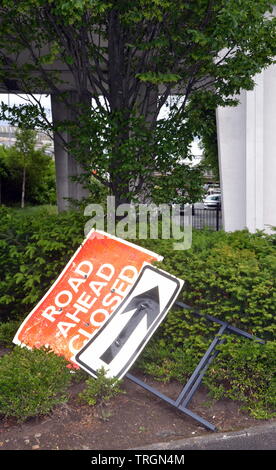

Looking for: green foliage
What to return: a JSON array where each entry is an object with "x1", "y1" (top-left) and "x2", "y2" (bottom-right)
[
  {"x1": 197, "y1": 108, "x2": 219, "y2": 181},
  {"x1": 86, "y1": 176, "x2": 109, "y2": 204},
  {"x1": 204, "y1": 339, "x2": 276, "y2": 419},
  {"x1": 0, "y1": 135, "x2": 56, "y2": 206},
  {"x1": 0, "y1": 146, "x2": 9, "y2": 180},
  {"x1": 139, "y1": 229, "x2": 276, "y2": 340},
  {"x1": 136, "y1": 71, "x2": 182, "y2": 84},
  {"x1": 136, "y1": 229, "x2": 276, "y2": 418},
  {"x1": 78, "y1": 367, "x2": 124, "y2": 406},
  {"x1": 151, "y1": 163, "x2": 204, "y2": 205},
  {"x1": 0, "y1": 346, "x2": 72, "y2": 421},
  {"x1": 0, "y1": 0, "x2": 274, "y2": 203},
  {"x1": 137, "y1": 337, "x2": 276, "y2": 419},
  {"x1": 137, "y1": 337, "x2": 203, "y2": 383},
  {"x1": 0, "y1": 208, "x2": 275, "y2": 419},
  {"x1": 0, "y1": 320, "x2": 21, "y2": 347},
  {"x1": 0, "y1": 206, "x2": 85, "y2": 321},
  {"x1": 0, "y1": 102, "x2": 50, "y2": 131}
]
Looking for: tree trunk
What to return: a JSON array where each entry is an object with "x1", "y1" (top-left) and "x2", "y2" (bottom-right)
[
  {"x1": 21, "y1": 167, "x2": 26, "y2": 208},
  {"x1": 107, "y1": 11, "x2": 131, "y2": 208}
]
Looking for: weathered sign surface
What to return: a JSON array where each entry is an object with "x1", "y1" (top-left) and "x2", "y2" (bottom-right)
[{"x1": 13, "y1": 230, "x2": 162, "y2": 363}]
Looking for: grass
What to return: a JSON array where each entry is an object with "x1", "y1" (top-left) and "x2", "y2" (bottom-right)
[{"x1": 7, "y1": 204, "x2": 58, "y2": 217}]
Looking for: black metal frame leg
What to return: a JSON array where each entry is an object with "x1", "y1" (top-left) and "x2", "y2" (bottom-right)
[{"x1": 125, "y1": 302, "x2": 264, "y2": 432}]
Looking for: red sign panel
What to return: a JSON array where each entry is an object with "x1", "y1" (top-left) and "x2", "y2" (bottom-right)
[{"x1": 13, "y1": 230, "x2": 162, "y2": 363}]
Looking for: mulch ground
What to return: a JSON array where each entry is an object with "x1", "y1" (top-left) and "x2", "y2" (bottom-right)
[{"x1": 0, "y1": 369, "x2": 272, "y2": 451}]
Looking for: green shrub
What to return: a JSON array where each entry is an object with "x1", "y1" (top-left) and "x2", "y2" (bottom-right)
[
  {"x1": 0, "y1": 206, "x2": 275, "y2": 420},
  {"x1": 78, "y1": 367, "x2": 124, "y2": 406},
  {"x1": 138, "y1": 229, "x2": 276, "y2": 341},
  {"x1": 204, "y1": 339, "x2": 276, "y2": 419},
  {"x1": 136, "y1": 229, "x2": 276, "y2": 418},
  {"x1": 138, "y1": 337, "x2": 276, "y2": 419},
  {"x1": 0, "y1": 320, "x2": 20, "y2": 347},
  {"x1": 137, "y1": 336, "x2": 207, "y2": 383},
  {"x1": 0, "y1": 205, "x2": 85, "y2": 321},
  {"x1": 0, "y1": 346, "x2": 72, "y2": 421}
]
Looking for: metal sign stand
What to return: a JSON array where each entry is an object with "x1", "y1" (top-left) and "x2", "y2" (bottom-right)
[{"x1": 126, "y1": 301, "x2": 265, "y2": 432}]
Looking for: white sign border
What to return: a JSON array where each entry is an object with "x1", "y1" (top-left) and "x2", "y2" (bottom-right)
[{"x1": 74, "y1": 264, "x2": 184, "y2": 379}]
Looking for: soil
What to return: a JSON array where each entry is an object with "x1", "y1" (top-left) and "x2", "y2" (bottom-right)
[{"x1": 0, "y1": 369, "x2": 273, "y2": 451}]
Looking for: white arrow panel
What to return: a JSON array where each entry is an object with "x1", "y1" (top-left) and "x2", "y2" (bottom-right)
[
  {"x1": 77, "y1": 308, "x2": 136, "y2": 377},
  {"x1": 74, "y1": 265, "x2": 184, "y2": 379},
  {"x1": 105, "y1": 316, "x2": 147, "y2": 378}
]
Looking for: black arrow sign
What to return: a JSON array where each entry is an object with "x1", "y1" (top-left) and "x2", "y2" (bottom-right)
[{"x1": 100, "y1": 286, "x2": 160, "y2": 365}]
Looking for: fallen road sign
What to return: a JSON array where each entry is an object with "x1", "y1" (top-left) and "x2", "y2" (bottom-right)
[
  {"x1": 13, "y1": 230, "x2": 163, "y2": 363},
  {"x1": 74, "y1": 264, "x2": 184, "y2": 379}
]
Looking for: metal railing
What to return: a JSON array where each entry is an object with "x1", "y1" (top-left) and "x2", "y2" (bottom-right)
[{"x1": 192, "y1": 205, "x2": 222, "y2": 231}]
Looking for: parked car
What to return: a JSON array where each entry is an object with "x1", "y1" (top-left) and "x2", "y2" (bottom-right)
[
  {"x1": 206, "y1": 186, "x2": 221, "y2": 196},
  {"x1": 203, "y1": 194, "x2": 221, "y2": 209}
]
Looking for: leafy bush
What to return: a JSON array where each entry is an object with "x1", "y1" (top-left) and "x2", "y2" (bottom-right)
[
  {"x1": 0, "y1": 139, "x2": 56, "y2": 206},
  {"x1": 0, "y1": 346, "x2": 72, "y2": 421},
  {"x1": 137, "y1": 336, "x2": 207, "y2": 383},
  {"x1": 78, "y1": 367, "x2": 124, "y2": 406},
  {"x1": 137, "y1": 337, "x2": 276, "y2": 419},
  {"x1": 0, "y1": 320, "x2": 20, "y2": 347},
  {"x1": 0, "y1": 206, "x2": 275, "y2": 419},
  {"x1": 136, "y1": 229, "x2": 276, "y2": 418},
  {"x1": 139, "y1": 228, "x2": 276, "y2": 341},
  {"x1": 204, "y1": 338, "x2": 276, "y2": 419},
  {"x1": 0, "y1": 206, "x2": 85, "y2": 321}
]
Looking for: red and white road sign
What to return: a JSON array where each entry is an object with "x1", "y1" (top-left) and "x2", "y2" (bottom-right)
[{"x1": 13, "y1": 230, "x2": 163, "y2": 363}]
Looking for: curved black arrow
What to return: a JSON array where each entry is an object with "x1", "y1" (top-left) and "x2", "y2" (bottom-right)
[{"x1": 100, "y1": 286, "x2": 160, "y2": 365}]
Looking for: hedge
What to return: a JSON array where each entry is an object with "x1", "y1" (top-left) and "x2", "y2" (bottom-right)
[
  {"x1": 0, "y1": 206, "x2": 84, "y2": 321},
  {"x1": 0, "y1": 346, "x2": 72, "y2": 421},
  {"x1": 0, "y1": 206, "x2": 275, "y2": 418},
  {"x1": 136, "y1": 228, "x2": 276, "y2": 418}
]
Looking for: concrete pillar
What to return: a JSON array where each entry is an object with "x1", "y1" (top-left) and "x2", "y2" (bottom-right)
[
  {"x1": 51, "y1": 92, "x2": 90, "y2": 212},
  {"x1": 217, "y1": 64, "x2": 276, "y2": 234},
  {"x1": 263, "y1": 64, "x2": 276, "y2": 233},
  {"x1": 216, "y1": 91, "x2": 247, "y2": 232},
  {"x1": 245, "y1": 72, "x2": 264, "y2": 232}
]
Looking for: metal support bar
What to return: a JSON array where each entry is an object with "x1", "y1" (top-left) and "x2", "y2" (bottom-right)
[
  {"x1": 179, "y1": 346, "x2": 221, "y2": 409},
  {"x1": 216, "y1": 206, "x2": 220, "y2": 231},
  {"x1": 177, "y1": 405, "x2": 217, "y2": 432},
  {"x1": 126, "y1": 372, "x2": 176, "y2": 407},
  {"x1": 126, "y1": 301, "x2": 265, "y2": 432},
  {"x1": 175, "y1": 301, "x2": 265, "y2": 344},
  {"x1": 126, "y1": 372, "x2": 217, "y2": 432},
  {"x1": 175, "y1": 323, "x2": 228, "y2": 408}
]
